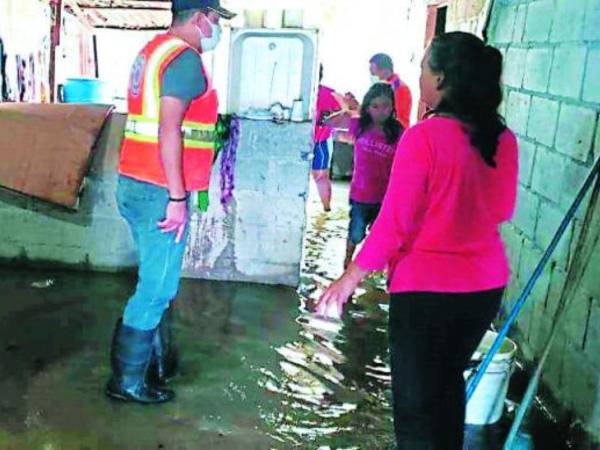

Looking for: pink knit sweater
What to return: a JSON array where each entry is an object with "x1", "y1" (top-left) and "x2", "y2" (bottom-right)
[{"x1": 355, "y1": 116, "x2": 519, "y2": 293}]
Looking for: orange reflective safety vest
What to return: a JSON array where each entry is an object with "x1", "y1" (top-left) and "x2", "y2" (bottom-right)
[{"x1": 119, "y1": 34, "x2": 218, "y2": 192}]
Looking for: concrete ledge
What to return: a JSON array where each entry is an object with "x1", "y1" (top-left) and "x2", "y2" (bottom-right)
[{"x1": 0, "y1": 115, "x2": 312, "y2": 287}]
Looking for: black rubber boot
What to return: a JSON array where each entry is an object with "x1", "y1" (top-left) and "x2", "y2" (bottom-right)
[
  {"x1": 105, "y1": 319, "x2": 175, "y2": 404},
  {"x1": 147, "y1": 306, "x2": 179, "y2": 386}
]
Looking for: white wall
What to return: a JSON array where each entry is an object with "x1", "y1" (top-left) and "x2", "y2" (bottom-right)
[
  {"x1": 93, "y1": 0, "x2": 428, "y2": 120},
  {"x1": 0, "y1": 0, "x2": 50, "y2": 54},
  {"x1": 313, "y1": 1, "x2": 427, "y2": 112},
  {"x1": 0, "y1": 0, "x2": 51, "y2": 102},
  {"x1": 227, "y1": 0, "x2": 429, "y2": 122},
  {"x1": 94, "y1": 29, "x2": 156, "y2": 111},
  {"x1": 228, "y1": 1, "x2": 416, "y2": 100},
  {"x1": 55, "y1": 12, "x2": 97, "y2": 85}
]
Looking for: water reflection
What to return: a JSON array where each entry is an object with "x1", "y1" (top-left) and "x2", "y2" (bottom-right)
[{"x1": 259, "y1": 201, "x2": 396, "y2": 449}]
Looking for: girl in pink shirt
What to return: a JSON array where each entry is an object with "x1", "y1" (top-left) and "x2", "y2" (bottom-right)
[
  {"x1": 326, "y1": 83, "x2": 403, "y2": 269},
  {"x1": 317, "y1": 32, "x2": 518, "y2": 449}
]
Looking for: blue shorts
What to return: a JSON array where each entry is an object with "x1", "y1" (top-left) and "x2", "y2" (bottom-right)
[
  {"x1": 312, "y1": 139, "x2": 332, "y2": 171},
  {"x1": 348, "y1": 200, "x2": 381, "y2": 245}
]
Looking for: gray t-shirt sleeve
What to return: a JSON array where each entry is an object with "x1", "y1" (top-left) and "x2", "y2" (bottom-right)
[{"x1": 160, "y1": 49, "x2": 207, "y2": 101}]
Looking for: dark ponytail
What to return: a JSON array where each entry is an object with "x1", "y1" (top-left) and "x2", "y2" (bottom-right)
[{"x1": 427, "y1": 32, "x2": 506, "y2": 167}]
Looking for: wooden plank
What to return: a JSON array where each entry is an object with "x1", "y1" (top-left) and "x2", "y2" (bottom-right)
[
  {"x1": 0, "y1": 103, "x2": 114, "y2": 209},
  {"x1": 49, "y1": 0, "x2": 63, "y2": 103}
]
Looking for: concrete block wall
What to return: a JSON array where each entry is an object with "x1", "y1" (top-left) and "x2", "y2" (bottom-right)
[
  {"x1": 488, "y1": 0, "x2": 600, "y2": 440},
  {"x1": 182, "y1": 120, "x2": 312, "y2": 287},
  {"x1": 447, "y1": 0, "x2": 490, "y2": 33},
  {"x1": 0, "y1": 113, "x2": 135, "y2": 270},
  {"x1": 0, "y1": 114, "x2": 312, "y2": 287}
]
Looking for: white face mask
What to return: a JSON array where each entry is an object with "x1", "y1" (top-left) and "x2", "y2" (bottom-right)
[
  {"x1": 199, "y1": 21, "x2": 222, "y2": 52},
  {"x1": 370, "y1": 75, "x2": 381, "y2": 85}
]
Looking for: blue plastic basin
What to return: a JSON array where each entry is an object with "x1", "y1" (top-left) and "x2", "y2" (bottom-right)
[{"x1": 62, "y1": 78, "x2": 112, "y2": 104}]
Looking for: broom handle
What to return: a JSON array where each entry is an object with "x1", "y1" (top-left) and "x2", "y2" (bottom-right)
[{"x1": 467, "y1": 155, "x2": 600, "y2": 403}]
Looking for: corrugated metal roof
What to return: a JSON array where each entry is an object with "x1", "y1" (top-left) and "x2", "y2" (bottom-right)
[{"x1": 73, "y1": 0, "x2": 172, "y2": 30}]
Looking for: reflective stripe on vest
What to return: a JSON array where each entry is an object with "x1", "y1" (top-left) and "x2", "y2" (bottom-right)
[
  {"x1": 124, "y1": 116, "x2": 216, "y2": 149},
  {"x1": 141, "y1": 38, "x2": 187, "y2": 119}
]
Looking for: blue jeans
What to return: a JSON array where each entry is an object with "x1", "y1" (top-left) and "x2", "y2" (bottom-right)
[
  {"x1": 348, "y1": 200, "x2": 381, "y2": 245},
  {"x1": 116, "y1": 175, "x2": 189, "y2": 331}
]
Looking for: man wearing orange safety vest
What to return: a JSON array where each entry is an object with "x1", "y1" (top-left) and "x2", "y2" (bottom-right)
[
  {"x1": 106, "y1": 0, "x2": 236, "y2": 404},
  {"x1": 369, "y1": 53, "x2": 412, "y2": 129}
]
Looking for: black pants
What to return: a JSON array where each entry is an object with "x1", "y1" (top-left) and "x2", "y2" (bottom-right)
[{"x1": 389, "y1": 289, "x2": 503, "y2": 450}]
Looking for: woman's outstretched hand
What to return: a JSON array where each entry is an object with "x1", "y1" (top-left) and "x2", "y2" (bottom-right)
[{"x1": 314, "y1": 262, "x2": 367, "y2": 318}]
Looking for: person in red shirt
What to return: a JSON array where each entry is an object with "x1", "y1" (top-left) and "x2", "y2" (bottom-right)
[
  {"x1": 312, "y1": 65, "x2": 359, "y2": 212},
  {"x1": 312, "y1": 65, "x2": 342, "y2": 212},
  {"x1": 318, "y1": 33, "x2": 518, "y2": 449},
  {"x1": 369, "y1": 53, "x2": 412, "y2": 130}
]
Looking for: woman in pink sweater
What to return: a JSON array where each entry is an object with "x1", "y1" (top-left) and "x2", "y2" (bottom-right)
[{"x1": 316, "y1": 32, "x2": 518, "y2": 449}]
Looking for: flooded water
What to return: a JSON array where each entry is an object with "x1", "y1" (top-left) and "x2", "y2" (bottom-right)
[
  {"x1": 0, "y1": 181, "x2": 594, "y2": 449},
  {"x1": 0, "y1": 181, "x2": 395, "y2": 450},
  {"x1": 261, "y1": 189, "x2": 395, "y2": 449}
]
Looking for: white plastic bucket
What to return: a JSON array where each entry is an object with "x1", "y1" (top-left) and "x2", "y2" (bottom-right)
[{"x1": 465, "y1": 330, "x2": 517, "y2": 425}]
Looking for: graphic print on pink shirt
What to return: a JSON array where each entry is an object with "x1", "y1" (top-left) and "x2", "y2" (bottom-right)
[{"x1": 349, "y1": 118, "x2": 398, "y2": 204}]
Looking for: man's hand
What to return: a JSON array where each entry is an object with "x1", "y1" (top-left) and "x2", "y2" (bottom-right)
[{"x1": 158, "y1": 201, "x2": 188, "y2": 243}]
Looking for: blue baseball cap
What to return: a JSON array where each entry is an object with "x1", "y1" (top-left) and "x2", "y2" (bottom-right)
[{"x1": 171, "y1": 0, "x2": 236, "y2": 19}]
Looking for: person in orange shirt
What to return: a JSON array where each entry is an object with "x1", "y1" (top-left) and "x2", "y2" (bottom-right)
[{"x1": 369, "y1": 53, "x2": 412, "y2": 129}]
